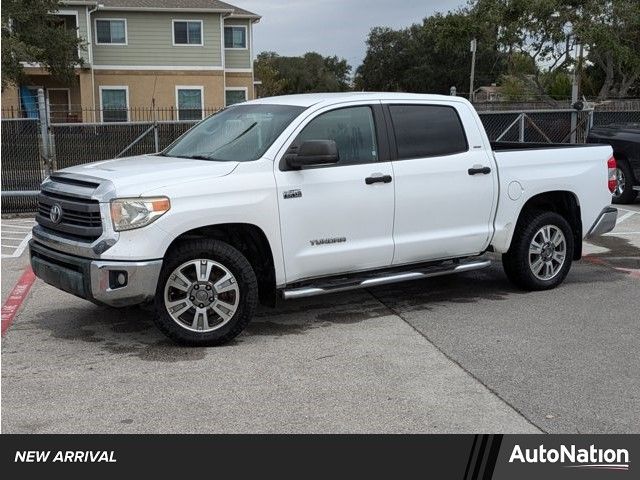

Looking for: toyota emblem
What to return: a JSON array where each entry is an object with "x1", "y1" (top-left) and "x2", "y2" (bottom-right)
[{"x1": 49, "y1": 204, "x2": 63, "y2": 224}]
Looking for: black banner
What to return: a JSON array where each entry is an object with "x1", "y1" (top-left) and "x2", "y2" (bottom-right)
[{"x1": 0, "y1": 434, "x2": 636, "y2": 478}]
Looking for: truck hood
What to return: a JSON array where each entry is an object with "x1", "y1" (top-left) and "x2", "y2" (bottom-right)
[{"x1": 62, "y1": 154, "x2": 239, "y2": 197}]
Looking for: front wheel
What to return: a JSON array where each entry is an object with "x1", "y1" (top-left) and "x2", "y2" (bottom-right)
[
  {"x1": 153, "y1": 239, "x2": 258, "y2": 346},
  {"x1": 502, "y1": 211, "x2": 574, "y2": 291}
]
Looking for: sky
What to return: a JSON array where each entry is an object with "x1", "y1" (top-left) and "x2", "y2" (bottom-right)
[{"x1": 233, "y1": 0, "x2": 466, "y2": 69}]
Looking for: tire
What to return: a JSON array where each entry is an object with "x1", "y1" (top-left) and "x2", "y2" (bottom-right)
[
  {"x1": 502, "y1": 211, "x2": 574, "y2": 291},
  {"x1": 612, "y1": 159, "x2": 638, "y2": 205},
  {"x1": 153, "y1": 239, "x2": 258, "y2": 346}
]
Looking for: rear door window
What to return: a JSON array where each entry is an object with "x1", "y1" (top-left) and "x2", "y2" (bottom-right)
[{"x1": 389, "y1": 105, "x2": 468, "y2": 159}]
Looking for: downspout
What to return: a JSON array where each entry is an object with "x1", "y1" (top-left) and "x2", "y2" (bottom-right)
[
  {"x1": 250, "y1": 19, "x2": 256, "y2": 99},
  {"x1": 86, "y1": 2, "x2": 102, "y2": 122},
  {"x1": 220, "y1": 13, "x2": 228, "y2": 107}
]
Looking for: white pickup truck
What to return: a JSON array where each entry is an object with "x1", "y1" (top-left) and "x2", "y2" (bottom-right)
[{"x1": 30, "y1": 93, "x2": 618, "y2": 345}]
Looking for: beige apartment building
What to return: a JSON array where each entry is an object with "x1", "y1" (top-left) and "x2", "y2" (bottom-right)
[{"x1": 1, "y1": 0, "x2": 260, "y2": 122}]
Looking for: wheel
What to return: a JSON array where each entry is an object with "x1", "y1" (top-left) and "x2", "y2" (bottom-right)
[
  {"x1": 154, "y1": 239, "x2": 258, "y2": 346},
  {"x1": 612, "y1": 159, "x2": 638, "y2": 204},
  {"x1": 502, "y1": 211, "x2": 574, "y2": 291}
]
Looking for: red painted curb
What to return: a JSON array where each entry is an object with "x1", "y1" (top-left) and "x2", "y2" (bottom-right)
[
  {"x1": 1, "y1": 267, "x2": 36, "y2": 336},
  {"x1": 584, "y1": 255, "x2": 640, "y2": 279}
]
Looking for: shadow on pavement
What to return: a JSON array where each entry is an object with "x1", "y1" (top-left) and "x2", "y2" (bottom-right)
[{"x1": 23, "y1": 259, "x2": 625, "y2": 352}]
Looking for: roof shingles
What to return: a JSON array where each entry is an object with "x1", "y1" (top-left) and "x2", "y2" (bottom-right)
[{"x1": 91, "y1": 0, "x2": 259, "y2": 17}]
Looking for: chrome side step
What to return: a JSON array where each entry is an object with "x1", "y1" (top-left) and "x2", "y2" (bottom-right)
[{"x1": 282, "y1": 259, "x2": 491, "y2": 300}]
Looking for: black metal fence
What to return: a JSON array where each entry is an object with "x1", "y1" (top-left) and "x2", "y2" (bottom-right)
[
  {"x1": 1, "y1": 119, "x2": 44, "y2": 213},
  {"x1": 479, "y1": 110, "x2": 594, "y2": 143},
  {"x1": 51, "y1": 121, "x2": 194, "y2": 169},
  {"x1": 2, "y1": 108, "x2": 639, "y2": 214}
]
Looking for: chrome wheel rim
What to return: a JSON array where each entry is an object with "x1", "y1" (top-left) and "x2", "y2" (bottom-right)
[
  {"x1": 164, "y1": 259, "x2": 240, "y2": 333},
  {"x1": 528, "y1": 225, "x2": 566, "y2": 281},
  {"x1": 614, "y1": 168, "x2": 625, "y2": 197}
]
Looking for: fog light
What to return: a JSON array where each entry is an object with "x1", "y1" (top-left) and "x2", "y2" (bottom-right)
[{"x1": 109, "y1": 270, "x2": 128, "y2": 289}]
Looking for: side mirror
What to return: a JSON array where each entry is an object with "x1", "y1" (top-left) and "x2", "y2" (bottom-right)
[{"x1": 285, "y1": 140, "x2": 339, "y2": 169}]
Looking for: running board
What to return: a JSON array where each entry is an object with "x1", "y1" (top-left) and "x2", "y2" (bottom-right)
[{"x1": 282, "y1": 259, "x2": 491, "y2": 300}]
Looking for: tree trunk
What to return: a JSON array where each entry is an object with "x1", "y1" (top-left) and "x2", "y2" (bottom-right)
[
  {"x1": 617, "y1": 71, "x2": 640, "y2": 98},
  {"x1": 597, "y1": 53, "x2": 615, "y2": 100}
]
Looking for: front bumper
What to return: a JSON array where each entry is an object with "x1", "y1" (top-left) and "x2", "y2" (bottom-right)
[
  {"x1": 29, "y1": 240, "x2": 162, "y2": 307},
  {"x1": 586, "y1": 206, "x2": 618, "y2": 238}
]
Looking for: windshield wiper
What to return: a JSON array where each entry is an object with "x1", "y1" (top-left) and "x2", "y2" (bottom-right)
[{"x1": 167, "y1": 154, "x2": 213, "y2": 160}]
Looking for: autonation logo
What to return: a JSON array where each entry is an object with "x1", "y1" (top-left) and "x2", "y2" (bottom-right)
[{"x1": 509, "y1": 444, "x2": 630, "y2": 471}]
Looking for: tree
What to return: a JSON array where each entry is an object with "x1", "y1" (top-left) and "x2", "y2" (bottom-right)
[
  {"x1": 1, "y1": 0, "x2": 84, "y2": 90},
  {"x1": 253, "y1": 52, "x2": 352, "y2": 96},
  {"x1": 357, "y1": 9, "x2": 508, "y2": 95},
  {"x1": 577, "y1": 0, "x2": 640, "y2": 99},
  {"x1": 476, "y1": 0, "x2": 640, "y2": 100}
]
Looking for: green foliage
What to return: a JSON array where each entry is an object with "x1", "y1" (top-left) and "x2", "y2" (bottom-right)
[
  {"x1": 356, "y1": 0, "x2": 639, "y2": 101},
  {"x1": 357, "y1": 9, "x2": 508, "y2": 95},
  {"x1": 543, "y1": 71, "x2": 572, "y2": 100},
  {"x1": 475, "y1": 0, "x2": 640, "y2": 100},
  {"x1": 254, "y1": 51, "x2": 352, "y2": 96},
  {"x1": 2, "y1": 0, "x2": 85, "y2": 90},
  {"x1": 499, "y1": 75, "x2": 534, "y2": 101}
]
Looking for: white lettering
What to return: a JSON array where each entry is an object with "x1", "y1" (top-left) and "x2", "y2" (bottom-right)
[
  {"x1": 509, "y1": 445, "x2": 525, "y2": 463},
  {"x1": 14, "y1": 451, "x2": 50, "y2": 463}
]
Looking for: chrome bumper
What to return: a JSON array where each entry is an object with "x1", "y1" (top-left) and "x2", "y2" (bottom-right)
[
  {"x1": 586, "y1": 206, "x2": 618, "y2": 238},
  {"x1": 30, "y1": 240, "x2": 162, "y2": 307}
]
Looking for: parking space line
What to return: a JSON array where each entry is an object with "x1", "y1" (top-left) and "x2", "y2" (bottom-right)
[
  {"x1": 1, "y1": 267, "x2": 36, "y2": 336},
  {"x1": 616, "y1": 211, "x2": 636, "y2": 224},
  {"x1": 0, "y1": 224, "x2": 33, "y2": 230},
  {"x1": 1, "y1": 233, "x2": 32, "y2": 259}
]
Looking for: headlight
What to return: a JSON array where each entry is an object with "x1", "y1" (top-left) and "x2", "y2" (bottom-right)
[{"x1": 110, "y1": 197, "x2": 170, "y2": 232}]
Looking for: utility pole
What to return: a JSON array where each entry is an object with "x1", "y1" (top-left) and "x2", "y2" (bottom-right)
[
  {"x1": 570, "y1": 39, "x2": 583, "y2": 143},
  {"x1": 469, "y1": 38, "x2": 477, "y2": 102}
]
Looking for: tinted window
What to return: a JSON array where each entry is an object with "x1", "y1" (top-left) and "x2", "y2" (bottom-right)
[
  {"x1": 295, "y1": 106, "x2": 378, "y2": 165},
  {"x1": 389, "y1": 105, "x2": 467, "y2": 159}
]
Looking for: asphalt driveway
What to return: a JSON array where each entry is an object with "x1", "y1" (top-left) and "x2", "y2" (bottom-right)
[{"x1": 1, "y1": 203, "x2": 639, "y2": 433}]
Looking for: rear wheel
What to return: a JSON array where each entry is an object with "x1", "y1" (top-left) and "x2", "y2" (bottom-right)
[
  {"x1": 502, "y1": 211, "x2": 574, "y2": 291},
  {"x1": 154, "y1": 239, "x2": 258, "y2": 346},
  {"x1": 612, "y1": 159, "x2": 638, "y2": 204}
]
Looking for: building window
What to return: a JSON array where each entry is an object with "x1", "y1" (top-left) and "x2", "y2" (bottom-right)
[
  {"x1": 224, "y1": 26, "x2": 247, "y2": 49},
  {"x1": 225, "y1": 88, "x2": 247, "y2": 106},
  {"x1": 176, "y1": 87, "x2": 203, "y2": 121},
  {"x1": 173, "y1": 20, "x2": 203, "y2": 46},
  {"x1": 95, "y1": 19, "x2": 127, "y2": 44},
  {"x1": 100, "y1": 87, "x2": 129, "y2": 122}
]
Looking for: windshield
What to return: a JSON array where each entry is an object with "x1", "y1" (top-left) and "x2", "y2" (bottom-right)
[{"x1": 163, "y1": 104, "x2": 305, "y2": 162}]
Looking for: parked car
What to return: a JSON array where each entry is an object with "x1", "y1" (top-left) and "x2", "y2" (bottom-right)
[
  {"x1": 30, "y1": 93, "x2": 617, "y2": 346},
  {"x1": 588, "y1": 123, "x2": 640, "y2": 204}
]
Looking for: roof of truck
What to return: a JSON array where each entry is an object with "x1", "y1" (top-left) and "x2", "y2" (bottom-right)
[{"x1": 245, "y1": 92, "x2": 467, "y2": 108}]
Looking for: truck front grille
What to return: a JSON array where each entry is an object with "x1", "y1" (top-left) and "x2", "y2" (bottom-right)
[{"x1": 36, "y1": 190, "x2": 103, "y2": 242}]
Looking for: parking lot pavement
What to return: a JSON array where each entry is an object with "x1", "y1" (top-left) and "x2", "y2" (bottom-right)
[
  {"x1": 1, "y1": 285, "x2": 539, "y2": 434},
  {"x1": 1, "y1": 218, "x2": 34, "y2": 304},
  {"x1": 1, "y1": 203, "x2": 638, "y2": 433}
]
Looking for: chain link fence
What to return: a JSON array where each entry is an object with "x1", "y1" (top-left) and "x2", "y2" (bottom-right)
[
  {"x1": 478, "y1": 110, "x2": 593, "y2": 143},
  {"x1": 2, "y1": 91, "x2": 639, "y2": 214},
  {"x1": 51, "y1": 121, "x2": 194, "y2": 170},
  {"x1": 1, "y1": 119, "x2": 45, "y2": 213}
]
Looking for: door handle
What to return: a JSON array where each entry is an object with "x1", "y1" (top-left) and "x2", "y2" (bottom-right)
[
  {"x1": 468, "y1": 165, "x2": 491, "y2": 175},
  {"x1": 365, "y1": 174, "x2": 392, "y2": 185}
]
